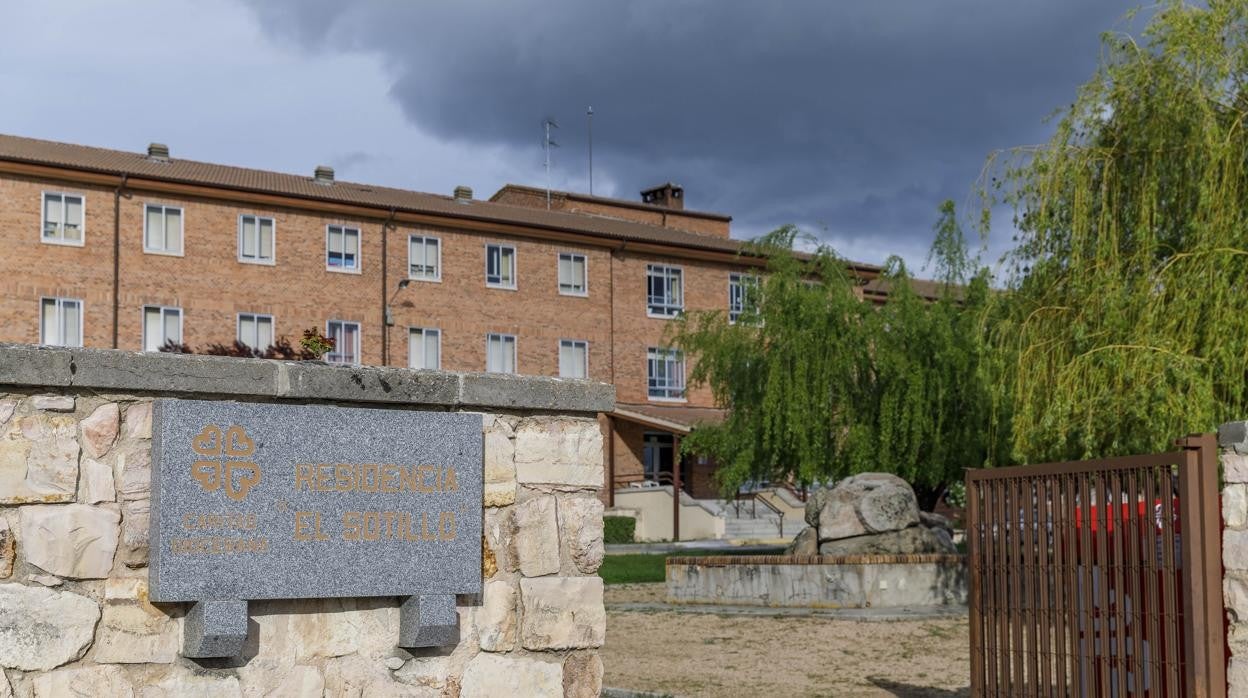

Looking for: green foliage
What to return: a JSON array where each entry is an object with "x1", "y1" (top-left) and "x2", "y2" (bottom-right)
[
  {"x1": 669, "y1": 208, "x2": 993, "y2": 502},
  {"x1": 603, "y1": 516, "x2": 636, "y2": 544},
  {"x1": 982, "y1": 0, "x2": 1248, "y2": 462},
  {"x1": 300, "y1": 328, "x2": 336, "y2": 358}
]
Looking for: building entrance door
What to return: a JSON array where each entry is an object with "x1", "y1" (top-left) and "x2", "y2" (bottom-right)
[{"x1": 642, "y1": 432, "x2": 673, "y2": 484}]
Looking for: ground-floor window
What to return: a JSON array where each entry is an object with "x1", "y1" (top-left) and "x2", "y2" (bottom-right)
[
  {"x1": 40, "y1": 297, "x2": 82, "y2": 347},
  {"x1": 142, "y1": 305, "x2": 182, "y2": 352},
  {"x1": 326, "y1": 320, "x2": 360, "y2": 364}
]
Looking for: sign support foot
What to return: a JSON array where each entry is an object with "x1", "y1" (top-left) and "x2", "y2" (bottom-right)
[
  {"x1": 183, "y1": 599, "x2": 249, "y2": 658},
  {"x1": 399, "y1": 594, "x2": 458, "y2": 647}
]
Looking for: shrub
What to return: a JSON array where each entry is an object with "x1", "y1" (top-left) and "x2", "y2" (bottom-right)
[
  {"x1": 603, "y1": 516, "x2": 636, "y2": 544},
  {"x1": 300, "y1": 328, "x2": 335, "y2": 357}
]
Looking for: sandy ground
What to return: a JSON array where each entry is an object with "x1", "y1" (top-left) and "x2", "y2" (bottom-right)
[{"x1": 602, "y1": 584, "x2": 971, "y2": 697}]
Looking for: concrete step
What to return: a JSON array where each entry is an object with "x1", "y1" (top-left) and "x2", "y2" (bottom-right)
[{"x1": 724, "y1": 522, "x2": 785, "y2": 537}]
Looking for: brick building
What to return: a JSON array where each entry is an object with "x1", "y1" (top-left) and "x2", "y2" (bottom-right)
[{"x1": 0, "y1": 133, "x2": 884, "y2": 507}]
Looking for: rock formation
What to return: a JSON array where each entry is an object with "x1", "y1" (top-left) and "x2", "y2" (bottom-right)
[{"x1": 788, "y1": 473, "x2": 958, "y2": 556}]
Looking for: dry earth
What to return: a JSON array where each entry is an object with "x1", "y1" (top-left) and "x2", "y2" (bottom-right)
[{"x1": 602, "y1": 584, "x2": 970, "y2": 697}]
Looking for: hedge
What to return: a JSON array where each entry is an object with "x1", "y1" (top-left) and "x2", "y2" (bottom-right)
[{"x1": 603, "y1": 515, "x2": 636, "y2": 544}]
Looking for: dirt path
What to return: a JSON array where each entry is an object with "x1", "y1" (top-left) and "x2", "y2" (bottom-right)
[{"x1": 602, "y1": 584, "x2": 971, "y2": 697}]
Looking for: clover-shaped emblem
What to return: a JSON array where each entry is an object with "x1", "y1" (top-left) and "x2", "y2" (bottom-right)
[{"x1": 190, "y1": 424, "x2": 261, "y2": 501}]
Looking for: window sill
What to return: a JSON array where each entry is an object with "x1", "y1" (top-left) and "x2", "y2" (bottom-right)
[
  {"x1": 41, "y1": 236, "x2": 85, "y2": 248},
  {"x1": 647, "y1": 395, "x2": 688, "y2": 403},
  {"x1": 486, "y1": 283, "x2": 518, "y2": 291},
  {"x1": 326, "y1": 265, "x2": 362, "y2": 275},
  {"x1": 238, "y1": 256, "x2": 276, "y2": 266},
  {"x1": 646, "y1": 311, "x2": 682, "y2": 320},
  {"x1": 407, "y1": 275, "x2": 442, "y2": 283},
  {"x1": 143, "y1": 248, "x2": 185, "y2": 258},
  {"x1": 559, "y1": 289, "x2": 589, "y2": 298}
]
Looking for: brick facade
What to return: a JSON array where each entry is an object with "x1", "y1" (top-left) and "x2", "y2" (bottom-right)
[
  {"x1": 1, "y1": 173, "x2": 747, "y2": 398},
  {"x1": 0, "y1": 135, "x2": 881, "y2": 510}
]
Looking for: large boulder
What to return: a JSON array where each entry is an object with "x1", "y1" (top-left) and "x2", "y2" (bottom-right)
[
  {"x1": 790, "y1": 473, "x2": 958, "y2": 556},
  {"x1": 805, "y1": 473, "x2": 920, "y2": 542},
  {"x1": 785, "y1": 526, "x2": 819, "y2": 556},
  {"x1": 818, "y1": 526, "x2": 956, "y2": 556}
]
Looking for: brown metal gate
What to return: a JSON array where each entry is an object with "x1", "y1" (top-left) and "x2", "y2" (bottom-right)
[{"x1": 965, "y1": 434, "x2": 1226, "y2": 697}]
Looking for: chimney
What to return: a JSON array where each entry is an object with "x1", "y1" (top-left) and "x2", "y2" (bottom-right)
[
  {"x1": 314, "y1": 165, "x2": 335, "y2": 185},
  {"x1": 147, "y1": 142, "x2": 170, "y2": 160},
  {"x1": 453, "y1": 185, "x2": 473, "y2": 202},
  {"x1": 640, "y1": 182, "x2": 684, "y2": 210}
]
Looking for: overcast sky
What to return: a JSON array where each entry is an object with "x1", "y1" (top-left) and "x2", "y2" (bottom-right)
[{"x1": 0, "y1": 1, "x2": 1142, "y2": 270}]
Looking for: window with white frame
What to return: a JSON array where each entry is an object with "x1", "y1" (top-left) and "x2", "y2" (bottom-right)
[
  {"x1": 144, "y1": 204, "x2": 183, "y2": 255},
  {"x1": 326, "y1": 225, "x2": 360, "y2": 270},
  {"x1": 486, "y1": 333, "x2": 516, "y2": 373},
  {"x1": 42, "y1": 193, "x2": 84, "y2": 244},
  {"x1": 559, "y1": 339, "x2": 588, "y2": 379},
  {"x1": 408, "y1": 235, "x2": 441, "y2": 281},
  {"x1": 40, "y1": 297, "x2": 82, "y2": 347},
  {"x1": 409, "y1": 327, "x2": 441, "y2": 370},
  {"x1": 142, "y1": 306, "x2": 182, "y2": 352},
  {"x1": 646, "y1": 264, "x2": 683, "y2": 317},
  {"x1": 558, "y1": 253, "x2": 587, "y2": 295},
  {"x1": 238, "y1": 215, "x2": 275, "y2": 263},
  {"x1": 237, "y1": 313, "x2": 274, "y2": 351},
  {"x1": 326, "y1": 320, "x2": 360, "y2": 364},
  {"x1": 729, "y1": 273, "x2": 761, "y2": 323},
  {"x1": 485, "y1": 244, "x2": 516, "y2": 288},
  {"x1": 647, "y1": 347, "x2": 685, "y2": 400}
]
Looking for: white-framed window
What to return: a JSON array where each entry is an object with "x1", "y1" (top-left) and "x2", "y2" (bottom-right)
[
  {"x1": 486, "y1": 333, "x2": 517, "y2": 373},
  {"x1": 646, "y1": 264, "x2": 683, "y2": 317},
  {"x1": 142, "y1": 306, "x2": 182, "y2": 352},
  {"x1": 409, "y1": 327, "x2": 441, "y2": 370},
  {"x1": 41, "y1": 192, "x2": 84, "y2": 245},
  {"x1": 559, "y1": 339, "x2": 589, "y2": 379},
  {"x1": 40, "y1": 297, "x2": 82, "y2": 347},
  {"x1": 485, "y1": 244, "x2": 516, "y2": 289},
  {"x1": 729, "y1": 273, "x2": 761, "y2": 323},
  {"x1": 647, "y1": 347, "x2": 686, "y2": 400},
  {"x1": 326, "y1": 320, "x2": 361, "y2": 364},
  {"x1": 237, "y1": 313, "x2": 274, "y2": 351},
  {"x1": 326, "y1": 225, "x2": 360, "y2": 271},
  {"x1": 557, "y1": 252, "x2": 588, "y2": 296},
  {"x1": 238, "y1": 215, "x2": 275, "y2": 264},
  {"x1": 408, "y1": 235, "x2": 441, "y2": 281},
  {"x1": 143, "y1": 204, "x2": 183, "y2": 255}
]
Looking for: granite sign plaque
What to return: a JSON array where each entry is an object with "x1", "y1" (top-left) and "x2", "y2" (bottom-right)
[{"x1": 149, "y1": 399, "x2": 483, "y2": 657}]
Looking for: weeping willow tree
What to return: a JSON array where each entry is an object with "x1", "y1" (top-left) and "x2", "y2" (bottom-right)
[
  {"x1": 670, "y1": 204, "x2": 993, "y2": 507},
  {"x1": 984, "y1": 0, "x2": 1248, "y2": 463}
]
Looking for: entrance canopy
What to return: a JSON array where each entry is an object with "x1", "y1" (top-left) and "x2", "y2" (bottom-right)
[{"x1": 608, "y1": 403, "x2": 726, "y2": 435}]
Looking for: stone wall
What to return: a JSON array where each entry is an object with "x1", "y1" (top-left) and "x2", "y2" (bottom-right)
[
  {"x1": 666, "y1": 554, "x2": 966, "y2": 609},
  {"x1": 0, "y1": 345, "x2": 613, "y2": 697},
  {"x1": 1222, "y1": 421, "x2": 1248, "y2": 695}
]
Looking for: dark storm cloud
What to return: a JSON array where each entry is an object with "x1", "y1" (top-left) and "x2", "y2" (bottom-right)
[{"x1": 240, "y1": 1, "x2": 1142, "y2": 261}]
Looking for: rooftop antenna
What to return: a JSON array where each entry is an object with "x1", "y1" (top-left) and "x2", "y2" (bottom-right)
[
  {"x1": 543, "y1": 117, "x2": 560, "y2": 209},
  {"x1": 587, "y1": 106, "x2": 594, "y2": 196}
]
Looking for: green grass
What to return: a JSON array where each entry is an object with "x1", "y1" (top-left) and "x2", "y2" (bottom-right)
[{"x1": 598, "y1": 547, "x2": 782, "y2": 585}]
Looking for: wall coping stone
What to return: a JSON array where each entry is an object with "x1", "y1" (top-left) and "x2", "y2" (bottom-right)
[
  {"x1": 0, "y1": 344, "x2": 614, "y2": 413},
  {"x1": 1221, "y1": 420, "x2": 1248, "y2": 454}
]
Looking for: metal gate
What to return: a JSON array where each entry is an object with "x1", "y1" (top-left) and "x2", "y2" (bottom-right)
[{"x1": 965, "y1": 434, "x2": 1225, "y2": 696}]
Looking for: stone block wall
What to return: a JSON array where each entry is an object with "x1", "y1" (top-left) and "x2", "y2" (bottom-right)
[
  {"x1": 1222, "y1": 421, "x2": 1248, "y2": 695},
  {"x1": 0, "y1": 346, "x2": 612, "y2": 697}
]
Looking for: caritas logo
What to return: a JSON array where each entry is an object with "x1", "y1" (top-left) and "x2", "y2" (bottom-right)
[{"x1": 190, "y1": 424, "x2": 261, "y2": 502}]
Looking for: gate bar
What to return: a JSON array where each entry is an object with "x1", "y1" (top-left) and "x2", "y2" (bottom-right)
[{"x1": 1176, "y1": 433, "x2": 1226, "y2": 697}]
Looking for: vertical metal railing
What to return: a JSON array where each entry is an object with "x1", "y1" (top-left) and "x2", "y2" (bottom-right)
[{"x1": 966, "y1": 436, "x2": 1225, "y2": 696}]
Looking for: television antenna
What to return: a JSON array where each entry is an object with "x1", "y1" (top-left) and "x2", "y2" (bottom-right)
[
  {"x1": 587, "y1": 106, "x2": 594, "y2": 196},
  {"x1": 543, "y1": 118, "x2": 560, "y2": 209}
]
